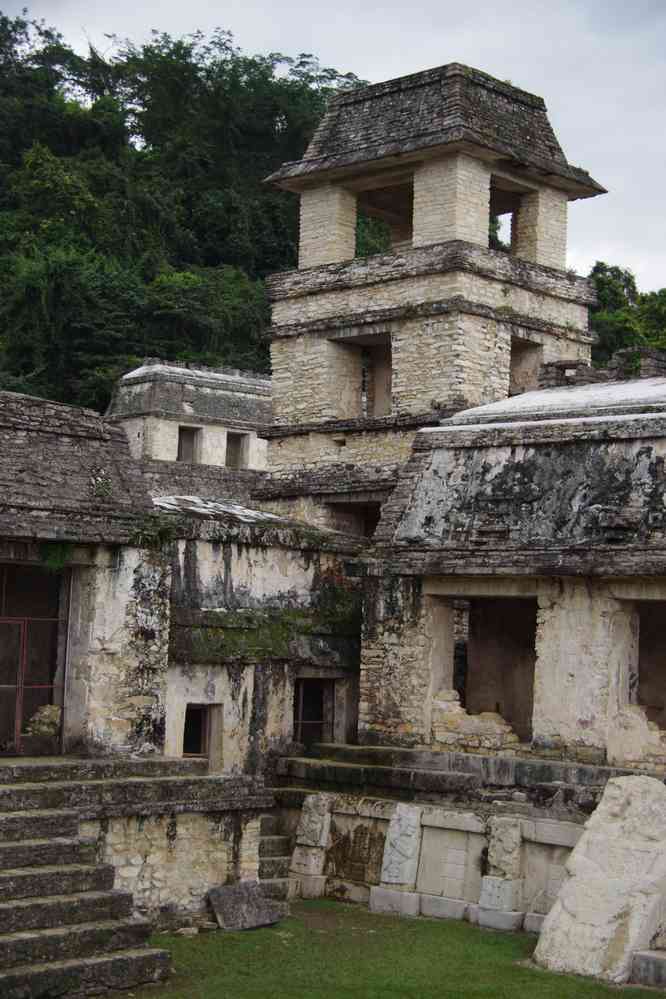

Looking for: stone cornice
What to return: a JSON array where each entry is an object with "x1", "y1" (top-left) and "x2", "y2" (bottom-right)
[
  {"x1": 263, "y1": 410, "x2": 447, "y2": 439},
  {"x1": 267, "y1": 240, "x2": 595, "y2": 308}
]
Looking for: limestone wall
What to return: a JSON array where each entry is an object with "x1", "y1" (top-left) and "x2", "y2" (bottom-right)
[
  {"x1": 121, "y1": 415, "x2": 267, "y2": 469},
  {"x1": 299, "y1": 184, "x2": 357, "y2": 268},
  {"x1": 412, "y1": 155, "x2": 490, "y2": 248},
  {"x1": 267, "y1": 428, "x2": 414, "y2": 473},
  {"x1": 81, "y1": 810, "x2": 260, "y2": 921}
]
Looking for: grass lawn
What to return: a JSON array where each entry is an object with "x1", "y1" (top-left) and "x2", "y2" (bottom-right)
[{"x1": 130, "y1": 900, "x2": 653, "y2": 999}]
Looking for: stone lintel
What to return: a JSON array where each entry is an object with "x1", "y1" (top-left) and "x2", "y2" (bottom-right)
[
  {"x1": 264, "y1": 413, "x2": 443, "y2": 440},
  {"x1": 267, "y1": 240, "x2": 595, "y2": 307}
]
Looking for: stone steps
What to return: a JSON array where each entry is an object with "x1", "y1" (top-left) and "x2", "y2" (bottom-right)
[
  {"x1": 259, "y1": 835, "x2": 291, "y2": 858},
  {"x1": 0, "y1": 946, "x2": 170, "y2": 999},
  {"x1": 276, "y1": 755, "x2": 481, "y2": 796},
  {"x1": 0, "y1": 836, "x2": 95, "y2": 869},
  {"x1": 0, "y1": 890, "x2": 133, "y2": 933},
  {"x1": 0, "y1": 863, "x2": 114, "y2": 901},
  {"x1": 308, "y1": 743, "x2": 628, "y2": 789},
  {"x1": 0, "y1": 757, "x2": 208, "y2": 784},
  {"x1": 0, "y1": 917, "x2": 151, "y2": 968},
  {"x1": 631, "y1": 950, "x2": 666, "y2": 987},
  {"x1": 258, "y1": 856, "x2": 290, "y2": 879},
  {"x1": 0, "y1": 809, "x2": 79, "y2": 842},
  {"x1": 0, "y1": 774, "x2": 253, "y2": 815}
]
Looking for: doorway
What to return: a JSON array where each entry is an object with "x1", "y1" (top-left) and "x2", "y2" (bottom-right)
[
  {"x1": 293, "y1": 679, "x2": 335, "y2": 747},
  {"x1": 0, "y1": 565, "x2": 67, "y2": 755}
]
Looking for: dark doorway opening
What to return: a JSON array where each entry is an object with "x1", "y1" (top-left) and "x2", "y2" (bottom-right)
[
  {"x1": 183, "y1": 704, "x2": 209, "y2": 756},
  {"x1": 294, "y1": 679, "x2": 335, "y2": 746},
  {"x1": 0, "y1": 564, "x2": 67, "y2": 755}
]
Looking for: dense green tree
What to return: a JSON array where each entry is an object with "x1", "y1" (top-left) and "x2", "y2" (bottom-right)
[{"x1": 0, "y1": 12, "x2": 360, "y2": 409}]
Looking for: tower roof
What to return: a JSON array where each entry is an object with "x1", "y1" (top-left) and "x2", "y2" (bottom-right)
[{"x1": 267, "y1": 63, "x2": 604, "y2": 199}]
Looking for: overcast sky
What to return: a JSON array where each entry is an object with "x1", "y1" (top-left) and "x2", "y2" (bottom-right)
[{"x1": 12, "y1": 0, "x2": 666, "y2": 290}]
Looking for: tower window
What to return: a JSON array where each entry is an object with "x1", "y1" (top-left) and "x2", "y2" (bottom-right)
[{"x1": 225, "y1": 432, "x2": 248, "y2": 469}]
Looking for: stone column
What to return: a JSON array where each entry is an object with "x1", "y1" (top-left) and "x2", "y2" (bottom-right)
[
  {"x1": 533, "y1": 579, "x2": 636, "y2": 761},
  {"x1": 370, "y1": 803, "x2": 423, "y2": 916},
  {"x1": 412, "y1": 154, "x2": 490, "y2": 248},
  {"x1": 512, "y1": 186, "x2": 568, "y2": 270},
  {"x1": 298, "y1": 184, "x2": 357, "y2": 268}
]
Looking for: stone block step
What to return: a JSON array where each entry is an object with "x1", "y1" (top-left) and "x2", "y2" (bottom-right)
[
  {"x1": 259, "y1": 814, "x2": 280, "y2": 836},
  {"x1": 631, "y1": 950, "x2": 666, "y2": 987},
  {"x1": 0, "y1": 810, "x2": 79, "y2": 843},
  {"x1": 0, "y1": 864, "x2": 115, "y2": 901},
  {"x1": 0, "y1": 946, "x2": 170, "y2": 999},
  {"x1": 259, "y1": 878, "x2": 290, "y2": 902},
  {"x1": 0, "y1": 774, "x2": 244, "y2": 814},
  {"x1": 259, "y1": 835, "x2": 291, "y2": 858},
  {"x1": 0, "y1": 917, "x2": 151, "y2": 969},
  {"x1": 0, "y1": 756, "x2": 208, "y2": 784},
  {"x1": 308, "y1": 743, "x2": 631, "y2": 789},
  {"x1": 276, "y1": 756, "x2": 481, "y2": 797},
  {"x1": 0, "y1": 890, "x2": 133, "y2": 933},
  {"x1": 0, "y1": 837, "x2": 95, "y2": 871},
  {"x1": 258, "y1": 856, "x2": 290, "y2": 879}
]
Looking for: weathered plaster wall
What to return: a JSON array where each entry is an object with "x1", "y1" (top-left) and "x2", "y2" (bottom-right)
[
  {"x1": 120, "y1": 415, "x2": 267, "y2": 469},
  {"x1": 267, "y1": 428, "x2": 414, "y2": 473},
  {"x1": 64, "y1": 546, "x2": 171, "y2": 754},
  {"x1": 167, "y1": 535, "x2": 361, "y2": 773}
]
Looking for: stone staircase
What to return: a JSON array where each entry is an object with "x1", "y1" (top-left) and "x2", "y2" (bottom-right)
[
  {"x1": 257, "y1": 814, "x2": 292, "y2": 902},
  {"x1": 0, "y1": 755, "x2": 271, "y2": 998}
]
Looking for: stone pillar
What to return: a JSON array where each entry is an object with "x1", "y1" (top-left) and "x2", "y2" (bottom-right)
[
  {"x1": 370, "y1": 803, "x2": 423, "y2": 916},
  {"x1": 298, "y1": 184, "x2": 357, "y2": 268},
  {"x1": 533, "y1": 580, "x2": 636, "y2": 761},
  {"x1": 289, "y1": 793, "x2": 333, "y2": 898},
  {"x1": 512, "y1": 187, "x2": 568, "y2": 270},
  {"x1": 412, "y1": 154, "x2": 490, "y2": 248},
  {"x1": 478, "y1": 817, "x2": 525, "y2": 931}
]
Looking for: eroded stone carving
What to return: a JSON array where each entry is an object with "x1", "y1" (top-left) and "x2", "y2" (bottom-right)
[
  {"x1": 380, "y1": 803, "x2": 423, "y2": 887},
  {"x1": 534, "y1": 776, "x2": 666, "y2": 983},
  {"x1": 296, "y1": 793, "x2": 333, "y2": 848}
]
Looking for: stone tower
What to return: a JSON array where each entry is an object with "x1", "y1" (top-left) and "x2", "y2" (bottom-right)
[{"x1": 260, "y1": 63, "x2": 605, "y2": 536}]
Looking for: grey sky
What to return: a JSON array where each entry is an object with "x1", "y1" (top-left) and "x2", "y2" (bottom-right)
[{"x1": 13, "y1": 0, "x2": 666, "y2": 290}]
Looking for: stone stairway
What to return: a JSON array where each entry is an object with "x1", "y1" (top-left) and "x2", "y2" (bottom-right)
[
  {"x1": 0, "y1": 755, "x2": 267, "y2": 998},
  {"x1": 257, "y1": 814, "x2": 291, "y2": 902}
]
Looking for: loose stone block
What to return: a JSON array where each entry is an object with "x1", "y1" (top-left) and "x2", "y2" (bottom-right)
[
  {"x1": 208, "y1": 882, "x2": 287, "y2": 930},
  {"x1": 298, "y1": 874, "x2": 328, "y2": 899},
  {"x1": 524, "y1": 912, "x2": 545, "y2": 934},
  {"x1": 369, "y1": 886, "x2": 421, "y2": 918},
  {"x1": 534, "y1": 777, "x2": 666, "y2": 984},
  {"x1": 290, "y1": 845, "x2": 325, "y2": 877}
]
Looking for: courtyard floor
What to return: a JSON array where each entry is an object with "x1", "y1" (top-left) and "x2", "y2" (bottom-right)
[{"x1": 128, "y1": 900, "x2": 655, "y2": 999}]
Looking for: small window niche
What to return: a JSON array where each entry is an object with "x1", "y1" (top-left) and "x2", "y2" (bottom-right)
[
  {"x1": 183, "y1": 703, "x2": 223, "y2": 769},
  {"x1": 510, "y1": 337, "x2": 543, "y2": 396},
  {"x1": 177, "y1": 426, "x2": 201, "y2": 463},
  {"x1": 328, "y1": 333, "x2": 392, "y2": 420},
  {"x1": 225, "y1": 432, "x2": 249, "y2": 469},
  {"x1": 489, "y1": 176, "x2": 527, "y2": 254}
]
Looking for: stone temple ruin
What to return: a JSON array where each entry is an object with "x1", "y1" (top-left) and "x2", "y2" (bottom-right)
[{"x1": 2, "y1": 61, "x2": 666, "y2": 994}]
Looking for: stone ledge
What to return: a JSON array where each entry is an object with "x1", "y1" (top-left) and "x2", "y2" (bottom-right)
[
  {"x1": 263, "y1": 413, "x2": 445, "y2": 439},
  {"x1": 268, "y1": 296, "x2": 594, "y2": 344},
  {"x1": 267, "y1": 241, "x2": 595, "y2": 307}
]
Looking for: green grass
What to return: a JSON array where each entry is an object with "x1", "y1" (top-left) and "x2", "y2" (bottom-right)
[{"x1": 131, "y1": 900, "x2": 652, "y2": 999}]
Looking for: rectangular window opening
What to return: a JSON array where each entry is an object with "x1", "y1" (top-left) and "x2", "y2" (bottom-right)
[
  {"x1": 225, "y1": 432, "x2": 248, "y2": 469},
  {"x1": 356, "y1": 180, "x2": 413, "y2": 258},
  {"x1": 183, "y1": 704, "x2": 209, "y2": 756},
  {"x1": 294, "y1": 679, "x2": 335, "y2": 746},
  {"x1": 177, "y1": 426, "x2": 201, "y2": 463}
]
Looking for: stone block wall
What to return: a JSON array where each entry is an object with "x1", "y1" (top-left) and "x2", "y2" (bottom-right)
[
  {"x1": 413, "y1": 155, "x2": 490, "y2": 248},
  {"x1": 81, "y1": 809, "x2": 261, "y2": 921},
  {"x1": 513, "y1": 187, "x2": 568, "y2": 270},
  {"x1": 121, "y1": 415, "x2": 267, "y2": 470},
  {"x1": 266, "y1": 428, "x2": 415, "y2": 474},
  {"x1": 299, "y1": 184, "x2": 357, "y2": 268},
  {"x1": 285, "y1": 791, "x2": 584, "y2": 934}
]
